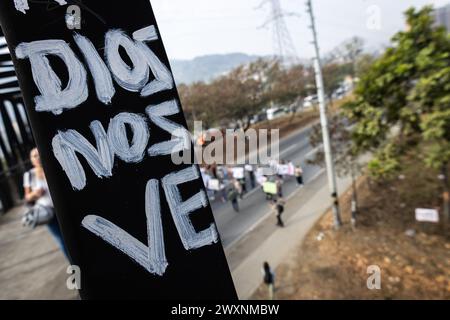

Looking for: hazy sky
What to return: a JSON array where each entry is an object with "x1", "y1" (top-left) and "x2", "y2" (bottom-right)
[{"x1": 151, "y1": 0, "x2": 448, "y2": 60}]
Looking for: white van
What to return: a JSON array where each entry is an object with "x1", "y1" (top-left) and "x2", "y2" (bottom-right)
[
  {"x1": 266, "y1": 107, "x2": 285, "y2": 121},
  {"x1": 303, "y1": 95, "x2": 318, "y2": 108}
]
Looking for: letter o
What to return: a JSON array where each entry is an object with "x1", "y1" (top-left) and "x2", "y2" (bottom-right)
[{"x1": 108, "y1": 113, "x2": 150, "y2": 163}]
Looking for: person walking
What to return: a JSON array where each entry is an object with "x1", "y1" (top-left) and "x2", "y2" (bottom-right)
[
  {"x1": 23, "y1": 148, "x2": 68, "y2": 259},
  {"x1": 233, "y1": 179, "x2": 244, "y2": 199},
  {"x1": 276, "y1": 177, "x2": 283, "y2": 198},
  {"x1": 227, "y1": 186, "x2": 240, "y2": 212},
  {"x1": 295, "y1": 165, "x2": 304, "y2": 187},
  {"x1": 245, "y1": 164, "x2": 256, "y2": 189},
  {"x1": 262, "y1": 261, "x2": 275, "y2": 300},
  {"x1": 271, "y1": 198, "x2": 285, "y2": 227},
  {"x1": 239, "y1": 177, "x2": 247, "y2": 195}
]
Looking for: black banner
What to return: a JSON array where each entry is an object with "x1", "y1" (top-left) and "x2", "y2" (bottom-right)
[{"x1": 0, "y1": 1, "x2": 237, "y2": 300}]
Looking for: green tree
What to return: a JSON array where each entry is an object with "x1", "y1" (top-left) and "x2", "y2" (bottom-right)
[
  {"x1": 321, "y1": 62, "x2": 350, "y2": 107},
  {"x1": 344, "y1": 6, "x2": 450, "y2": 221}
]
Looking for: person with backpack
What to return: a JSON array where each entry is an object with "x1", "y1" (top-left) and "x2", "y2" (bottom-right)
[
  {"x1": 262, "y1": 261, "x2": 275, "y2": 300},
  {"x1": 23, "y1": 148, "x2": 68, "y2": 259}
]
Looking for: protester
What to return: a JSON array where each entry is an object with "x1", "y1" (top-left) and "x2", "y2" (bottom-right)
[
  {"x1": 276, "y1": 176, "x2": 283, "y2": 198},
  {"x1": 271, "y1": 198, "x2": 285, "y2": 227},
  {"x1": 295, "y1": 164, "x2": 304, "y2": 187},
  {"x1": 245, "y1": 164, "x2": 256, "y2": 189},
  {"x1": 238, "y1": 177, "x2": 247, "y2": 195},
  {"x1": 233, "y1": 179, "x2": 244, "y2": 199},
  {"x1": 276, "y1": 159, "x2": 285, "y2": 180},
  {"x1": 23, "y1": 148, "x2": 68, "y2": 258},
  {"x1": 227, "y1": 186, "x2": 240, "y2": 212}
]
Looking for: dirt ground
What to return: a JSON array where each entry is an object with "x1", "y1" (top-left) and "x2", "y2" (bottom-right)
[{"x1": 252, "y1": 152, "x2": 450, "y2": 300}]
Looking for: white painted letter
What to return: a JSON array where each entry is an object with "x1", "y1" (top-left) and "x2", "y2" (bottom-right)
[
  {"x1": 108, "y1": 112, "x2": 149, "y2": 163},
  {"x1": 15, "y1": 40, "x2": 88, "y2": 115},
  {"x1": 162, "y1": 165, "x2": 218, "y2": 250},
  {"x1": 52, "y1": 120, "x2": 113, "y2": 190},
  {"x1": 146, "y1": 100, "x2": 190, "y2": 156},
  {"x1": 132, "y1": 26, "x2": 174, "y2": 97},
  {"x1": 74, "y1": 34, "x2": 115, "y2": 104},
  {"x1": 82, "y1": 179, "x2": 168, "y2": 276}
]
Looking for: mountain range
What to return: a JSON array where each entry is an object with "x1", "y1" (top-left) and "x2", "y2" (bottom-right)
[
  {"x1": 169, "y1": 53, "x2": 311, "y2": 85},
  {"x1": 169, "y1": 53, "x2": 260, "y2": 85}
]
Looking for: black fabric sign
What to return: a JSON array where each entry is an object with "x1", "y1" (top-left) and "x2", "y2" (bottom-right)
[{"x1": 0, "y1": 0, "x2": 237, "y2": 300}]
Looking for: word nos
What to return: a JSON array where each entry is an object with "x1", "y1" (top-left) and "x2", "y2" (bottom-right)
[{"x1": 14, "y1": 25, "x2": 216, "y2": 276}]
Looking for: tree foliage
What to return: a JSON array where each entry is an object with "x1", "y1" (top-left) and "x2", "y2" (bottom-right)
[{"x1": 344, "y1": 6, "x2": 450, "y2": 179}]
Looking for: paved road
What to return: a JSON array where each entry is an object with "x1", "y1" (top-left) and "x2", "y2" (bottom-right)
[{"x1": 211, "y1": 124, "x2": 324, "y2": 247}]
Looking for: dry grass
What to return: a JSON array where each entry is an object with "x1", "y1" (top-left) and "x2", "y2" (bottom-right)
[{"x1": 252, "y1": 152, "x2": 450, "y2": 300}]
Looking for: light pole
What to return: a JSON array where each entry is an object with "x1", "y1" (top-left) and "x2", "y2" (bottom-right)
[{"x1": 306, "y1": 0, "x2": 342, "y2": 228}]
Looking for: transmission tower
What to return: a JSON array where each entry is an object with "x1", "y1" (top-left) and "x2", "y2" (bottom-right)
[{"x1": 258, "y1": 0, "x2": 299, "y2": 65}]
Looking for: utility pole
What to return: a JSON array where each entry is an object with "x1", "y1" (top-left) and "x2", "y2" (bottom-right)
[{"x1": 306, "y1": 0, "x2": 342, "y2": 228}]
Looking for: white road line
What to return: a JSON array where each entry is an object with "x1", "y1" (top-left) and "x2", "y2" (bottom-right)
[
  {"x1": 280, "y1": 144, "x2": 299, "y2": 157},
  {"x1": 303, "y1": 145, "x2": 322, "y2": 160}
]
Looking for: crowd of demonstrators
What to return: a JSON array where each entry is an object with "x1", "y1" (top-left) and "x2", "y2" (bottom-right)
[
  {"x1": 200, "y1": 164, "x2": 255, "y2": 210},
  {"x1": 199, "y1": 158, "x2": 305, "y2": 217}
]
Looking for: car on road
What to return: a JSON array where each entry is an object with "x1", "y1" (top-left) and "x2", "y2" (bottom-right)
[
  {"x1": 303, "y1": 95, "x2": 318, "y2": 108},
  {"x1": 266, "y1": 107, "x2": 286, "y2": 121}
]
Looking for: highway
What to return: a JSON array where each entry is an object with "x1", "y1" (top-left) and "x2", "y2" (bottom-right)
[{"x1": 211, "y1": 123, "x2": 325, "y2": 248}]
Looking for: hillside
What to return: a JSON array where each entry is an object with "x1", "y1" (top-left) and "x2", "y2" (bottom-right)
[{"x1": 169, "y1": 53, "x2": 260, "y2": 84}]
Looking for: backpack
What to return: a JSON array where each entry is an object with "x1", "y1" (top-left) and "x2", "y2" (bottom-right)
[
  {"x1": 22, "y1": 170, "x2": 55, "y2": 229},
  {"x1": 22, "y1": 204, "x2": 55, "y2": 229},
  {"x1": 276, "y1": 204, "x2": 284, "y2": 214}
]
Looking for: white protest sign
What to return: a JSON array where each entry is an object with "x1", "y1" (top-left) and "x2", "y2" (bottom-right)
[
  {"x1": 232, "y1": 167, "x2": 245, "y2": 179},
  {"x1": 415, "y1": 208, "x2": 439, "y2": 223},
  {"x1": 207, "y1": 179, "x2": 221, "y2": 191},
  {"x1": 277, "y1": 164, "x2": 289, "y2": 175}
]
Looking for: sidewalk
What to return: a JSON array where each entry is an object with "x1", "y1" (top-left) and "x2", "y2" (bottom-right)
[
  {"x1": 0, "y1": 206, "x2": 77, "y2": 299},
  {"x1": 225, "y1": 170, "x2": 353, "y2": 299}
]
